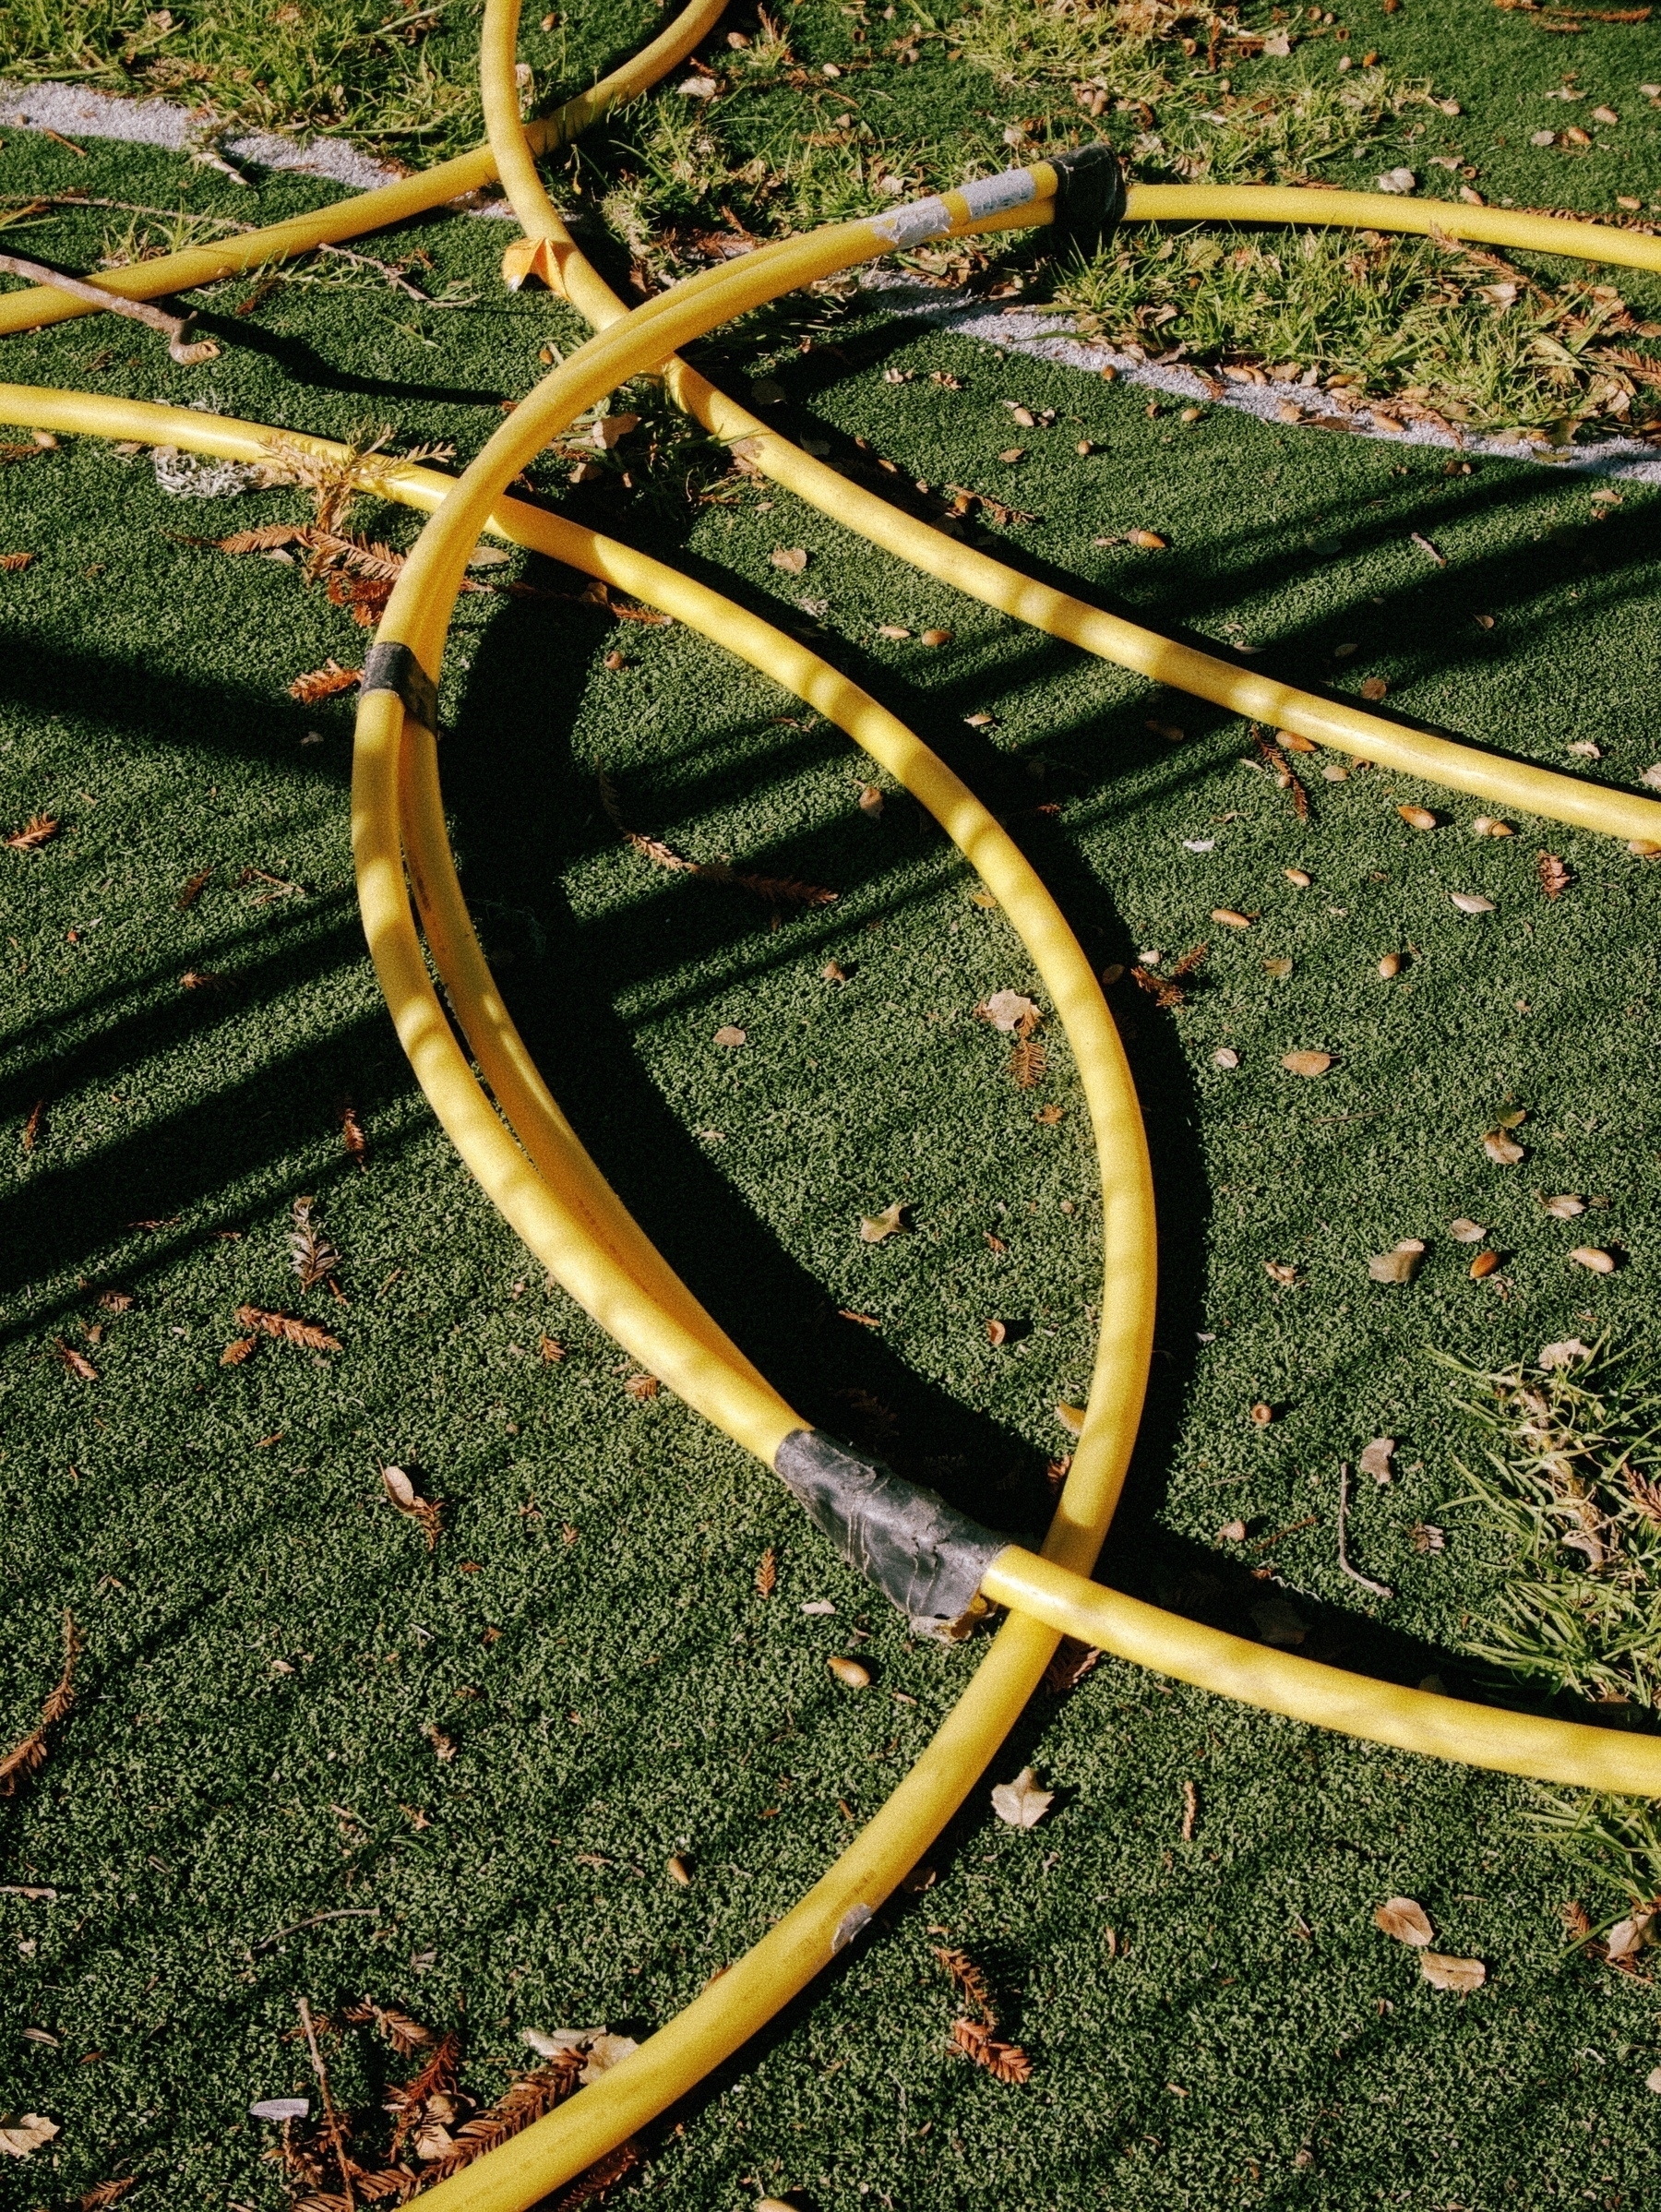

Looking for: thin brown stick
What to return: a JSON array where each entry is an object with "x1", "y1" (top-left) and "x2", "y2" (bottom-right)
[
  {"x1": 0, "y1": 249, "x2": 216, "y2": 360},
  {"x1": 298, "y1": 1993, "x2": 356, "y2": 2210}
]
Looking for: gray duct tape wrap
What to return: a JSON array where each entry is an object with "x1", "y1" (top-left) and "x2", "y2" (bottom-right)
[
  {"x1": 362, "y1": 640, "x2": 440, "y2": 736},
  {"x1": 773, "y1": 1428, "x2": 1010, "y2": 1636}
]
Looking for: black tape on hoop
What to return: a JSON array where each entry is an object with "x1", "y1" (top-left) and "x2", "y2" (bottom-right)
[
  {"x1": 1046, "y1": 140, "x2": 1128, "y2": 261},
  {"x1": 773, "y1": 1428, "x2": 1010, "y2": 1636},
  {"x1": 362, "y1": 640, "x2": 440, "y2": 735}
]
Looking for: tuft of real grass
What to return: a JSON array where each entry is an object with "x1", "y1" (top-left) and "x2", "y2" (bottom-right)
[{"x1": 1443, "y1": 1341, "x2": 1661, "y2": 1919}]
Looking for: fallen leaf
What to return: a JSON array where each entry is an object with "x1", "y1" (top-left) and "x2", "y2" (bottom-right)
[
  {"x1": 1249, "y1": 1596, "x2": 1306, "y2": 1647},
  {"x1": 1148, "y1": 719, "x2": 1186, "y2": 744},
  {"x1": 1643, "y1": 765, "x2": 1661, "y2": 792},
  {"x1": 1397, "y1": 805, "x2": 1438, "y2": 831},
  {"x1": 1450, "y1": 891, "x2": 1495, "y2": 915},
  {"x1": 1359, "y1": 1438, "x2": 1396, "y2": 1480},
  {"x1": 877, "y1": 622, "x2": 911, "y2": 640},
  {"x1": 382, "y1": 1464, "x2": 443, "y2": 1549},
  {"x1": 1263, "y1": 956, "x2": 1295, "y2": 978},
  {"x1": 1055, "y1": 1403, "x2": 1086, "y2": 1437},
  {"x1": 920, "y1": 628, "x2": 953, "y2": 647},
  {"x1": 0, "y1": 2114, "x2": 59, "y2": 2158},
  {"x1": 1368, "y1": 1241, "x2": 1424, "y2": 1284},
  {"x1": 424, "y1": 1723, "x2": 456, "y2": 1762},
  {"x1": 950, "y1": 2016, "x2": 1033, "y2": 2083},
  {"x1": 1377, "y1": 952, "x2": 1404, "y2": 979},
  {"x1": 1471, "y1": 815, "x2": 1513, "y2": 838},
  {"x1": 1285, "y1": 867, "x2": 1312, "y2": 888},
  {"x1": 1566, "y1": 740, "x2": 1601, "y2": 760},
  {"x1": 1543, "y1": 1194, "x2": 1585, "y2": 1219},
  {"x1": 1218, "y1": 1519, "x2": 1248, "y2": 1543},
  {"x1": 1410, "y1": 532, "x2": 1447, "y2": 567},
  {"x1": 857, "y1": 783, "x2": 883, "y2": 817},
  {"x1": 1470, "y1": 1250, "x2": 1500, "y2": 1279},
  {"x1": 1537, "y1": 852, "x2": 1573, "y2": 899},
  {"x1": 1539, "y1": 1338, "x2": 1594, "y2": 1369},
  {"x1": 1449, "y1": 1219, "x2": 1487, "y2": 1242},
  {"x1": 978, "y1": 990, "x2": 1041, "y2": 1034},
  {"x1": 1570, "y1": 1247, "x2": 1616, "y2": 1273},
  {"x1": 249, "y1": 2096, "x2": 311, "y2": 2122},
  {"x1": 579, "y1": 2032, "x2": 639, "y2": 2082},
  {"x1": 991, "y1": 1765, "x2": 1054, "y2": 1828},
  {"x1": 1265, "y1": 1261, "x2": 1297, "y2": 1284},
  {"x1": 1413, "y1": 1522, "x2": 1446, "y2": 1551},
  {"x1": 859, "y1": 1202, "x2": 908, "y2": 1243},
  {"x1": 755, "y1": 1548, "x2": 777, "y2": 1596},
  {"x1": 1482, "y1": 1131, "x2": 1525, "y2": 1166},
  {"x1": 288, "y1": 658, "x2": 359, "y2": 703},
  {"x1": 1282, "y1": 1050, "x2": 1332, "y2": 1077},
  {"x1": 1212, "y1": 907, "x2": 1252, "y2": 929},
  {"x1": 624, "y1": 1372, "x2": 661, "y2": 1398},
  {"x1": 1126, "y1": 528, "x2": 1167, "y2": 550},
  {"x1": 998, "y1": 447, "x2": 1025, "y2": 463},
  {"x1": 667, "y1": 1853, "x2": 692, "y2": 1886},
  {"x1": 1213, "y1": 1046, "x2": 1239, "y2": 1068},
  {"x1": 1420, "y1": 1952, "x2": 1485, "y2": 1993},
  {"x1": 539, "y1": 1333, "x2": 564, "y2": 1361},
  {"x1": 771, "y1": 546, "x2": 808, "y2": 573},
  {"x1": 5, "y1": 812, "x2": 59, "y2": 852},
  {"x1": 1375, "y1": 1896, "x2": 1434, "y2": 1947},
  {"x1": 828, "y1": 1655, "x2": 871, "y2": 1689},
  {"x1": 220, "y1": 1334, "x2": 257, "y2": 1367},
  {"x1": 52, "y1": 1337, "x2": 98, "y2": 1381},
  {"x1": 1361, "y1": 676, "x2": 1390, "y2": 702},
  {"x1": 713, "y1": 1024, "x2": 747, "y2": 1046},
  {"x1": 1034, "y1": 1102, "x2": 1064, "y2": 1125},
  {"x1": 235, "y1": 1304, "x2": 341, "y2": 1352},
  {"x1": 1604, "y1": 1909, "x2": 1655, "y2": 1962},
  {"x1": 0, "y1": 552, "x2": 36, "y2": 572}
]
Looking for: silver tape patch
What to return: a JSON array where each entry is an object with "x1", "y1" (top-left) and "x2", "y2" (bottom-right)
[
  {"x1": 870, "y1": 195, "x2": 950, "y2": 250},
  {"x1": 957, "y1": 165, "x2": 1037, "y2": 220}
]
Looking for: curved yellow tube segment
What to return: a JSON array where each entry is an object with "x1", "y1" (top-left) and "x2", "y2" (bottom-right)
[
  {"x1": 0, "y1": 0, "x2": 728, "y2": 340},
  {"x1": 982, "y1": 1548, "x2": 1661, "y2": 1794}
]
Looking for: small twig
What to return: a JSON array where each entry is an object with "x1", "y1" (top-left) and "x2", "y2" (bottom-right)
[
  {"x1": 1337, "y1": 1463, "x2": 1393, "y2": 1599},
  {"x1": 297, "y1": 1994, "x2": 356, "y2": 2209},
  {"x1": 0, "y1": 248, "x2": 216, "y2": 361},
  {"x1": 315, "y1": 241, "x2": 432, "y2": 301},
  {"x1": 254, "y1": 1907, "x2": 378, "y2": 1952}
]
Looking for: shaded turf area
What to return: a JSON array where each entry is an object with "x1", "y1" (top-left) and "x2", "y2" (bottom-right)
[{"x1": 5, "y1": 6, "x2": 1661, "y2": 2208}]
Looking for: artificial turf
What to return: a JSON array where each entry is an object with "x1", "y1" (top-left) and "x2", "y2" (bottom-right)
[{"x1": 4, "y1": 4, "x2": 1661, "y2": 2206}]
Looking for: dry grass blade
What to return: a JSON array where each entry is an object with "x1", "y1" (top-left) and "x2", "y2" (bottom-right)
[
  {"x1": 236, "y1": 1303, "x2": 341, "y2": 1352},
  {"x1": 5, "y1": 811, "x2": 59, "y2": 851},
  {"x1": 21, "y1": 1097, "x2": 44, "y2": 1153},
  {"x1": 0, "y1": 1609, "x2": 79, "y2": 1800}
]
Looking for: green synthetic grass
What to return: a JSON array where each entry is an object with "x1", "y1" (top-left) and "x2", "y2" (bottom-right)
[{"x1": 5, "y1": 3, "x2": 1661, "y2": 2206}]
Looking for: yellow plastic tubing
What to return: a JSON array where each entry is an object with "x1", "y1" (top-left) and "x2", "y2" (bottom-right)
[
  {"x1": 0, "y1": 0, "x2": 730, "y2": 341},
  {"x1": 346, "y1": 171, "x2": 1661, "y2": 2202},
  {"x1": 475, "y1": 0, "x2": 1661, "y2": 844}
]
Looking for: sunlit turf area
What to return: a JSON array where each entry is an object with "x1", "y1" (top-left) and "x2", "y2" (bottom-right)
[{"x1": 4, "y1": 3, "x2": 1661, "y2": 2206}]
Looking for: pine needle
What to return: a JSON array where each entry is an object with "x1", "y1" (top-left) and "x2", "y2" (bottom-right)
[
  {"x1": 236, "y1": 1303, "x2": 342, "y2": 1353},
  {"x1": 950, "y1": 2016, "x2": 1033, "y2": 2084},
  {"x1": 755, "y1": 1547, "x2": 777, "y2": 1596},
  {"x1": 0, "y1": 1610, "x2": 80, "y2": 1801},
  {"x1": 597, "y1": 771, "x2": 836, "y2": 912},
  {"x1": 546, "y1": 2138, "x2": 643, "y2": 2210},
  {"x1": 417, "y1": 2054, "x2": 585, "y2": 2181},
  {"x1": 290, "y1": 659, "x2": 362, "y2": 703},
  {"x1": 933, "y1": 1945, "x2": 995, "y2": 2022},
  {"x1": 5, "y1": 811, "x2": 59, "y2": 851},
  {"x1": 1008, "y1": 1036, "x2": 1047, "y2": 1088}
]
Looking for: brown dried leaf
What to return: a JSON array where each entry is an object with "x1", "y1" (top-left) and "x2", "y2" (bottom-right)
[
  {"x1": 859, "y1": 1202, "x2": 908, "y2": 1243},
  {"x1": 290, "y1": 1196, "x2": 340, "y2": 1289},
  {"x1": 977, "y1": 990, "x2": 1041, "y2": 1034},
  {"x1": 950, "y1": 2017, "x2": 1033, "y2": 2084},
  {"x1": 1361, "y1": 676, "x2": 1389, "y2": 702},
  {"x1": 1606, "y1": 1909, "x2": 1655, "y2": 1962},
  {"x1": 1449, "y1": 1217, "x2": 1487, "y2": 1242},
  {"x1": 1211, "y1": 907, "x2": 1252, "y2": 930},
  {"x1": 220, "y1": 1334, "x2": 257, "y2": 1367},
  {"x1": 0, "y1": 2113, "x2": 59, "y2": 2158},
  {"x1": 216, "y1": 523, "x2": 305, "y2": 556},
  {"x1": 236, "y1": 1304, "x2": 341, "y2": 1352},
  {"x1": 0, "y1": 1612, "x2": 78, "y2": 1803},
  {"x1": 1042, "y1": 1637, "x2": 1100, "y2": 1695},
  {"x1": 1420, "y1": 1951, "x2": 1486, "y2": 1993},
  {"x1": 341, "y1": 1099, "x2": 367, "y2": 1166},
  {"x1": 828, "y1": 1655, "x2": 871, "y2": 1689},
  {"x1": 1009, "y1": 1037, "x2": 1047, "y2": 1088},
  {"x1": 1470, "y1": 1250, "x2": 1500, "y2": 1279},
  {"x1": 920, "y1": 628, "x2": 952, "y2": 647},
  {"x1": 990, "y1": 1764, "x2": 1053, "y2": 1828},
  {"x1": 1126, "y1": 528, "x2": 1167, "y2": 550},
  {"x1": 77, "y1": 2182, "x2": 138, "y2": 2210},
  {"x1": 770, "y1": 546, "x2": 808, "y2": 573},
  {"x1": 713, "y1": 1024, "x2": 747, "y2": 1046},
  {"x1": 1537, "y1": 852, "x2": 1573, "y2": 899},
  {"x1": 1483, "y1": 1130, "x2": 1526, "y2": 1166},
  {"x1": 1397, "y1": 804, "x2": 1438, "y2": 831},
  {"x1": 1282, "y1": 1050, "x2": 1332, "y2": 1078},
  {"x1": 289, "y1": 659, "x2": 360, "y2": 703},
  {"x1": 1359, "y1": 1438, "x2": 1396, "y2": 1481},
  {"x1": 755, "y1": 1547, "x2": 777, "y2": 1597},
  {"x1": 933, "y1": 1944, "x2": 995, "y2": 2021},
  {"x1": 0, "y1": 552, "x2": 37, "y2": 572},
  {"x1": 1570, "y1": 1246, "x2": 1617, "y2": 1273},
  {"x1": 624, "y1": 1373, "x2": 660, "y2": 1399},
  {"x1": 1450, "y1": 891, "x2": 1496, "y2": 915},
  {"x1": 5, "y1": 812, "x2": 58, "y2": 852},
  {"x1": 539, "y1": 1334, "x2": 564, "y2": 1362},
  {"x1": 53, "y1": 1336, "x2": 98, "y2": 1380},
  {"x1": 20, "y1": 1097, "x2": 44, "y2": 1153},
  {"x1": 1368, "y1": 1241, "x2": 1425, "y2": 1285},
  {"x1": 1375, "y1": 1895, "x2": 1435, "y2": 1946}
]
